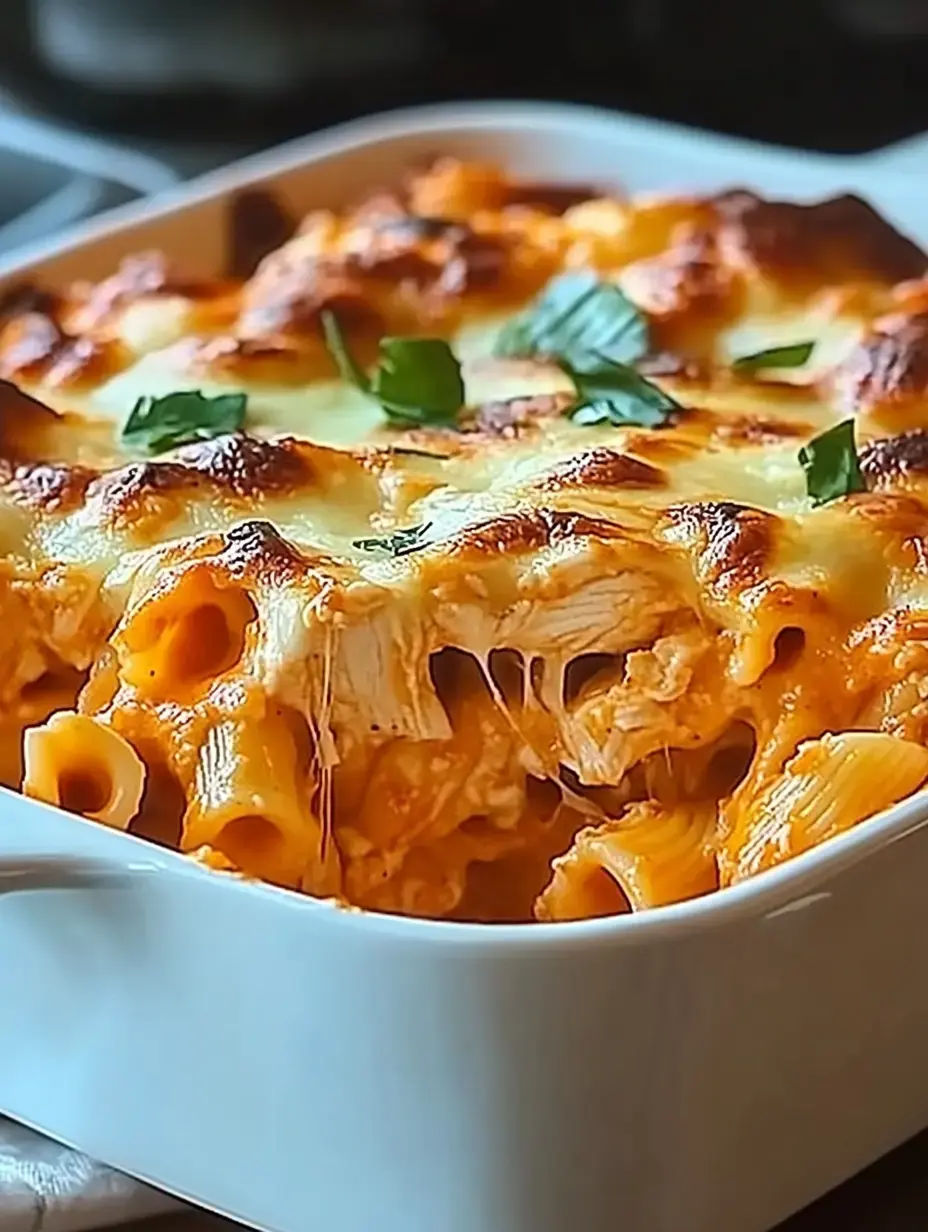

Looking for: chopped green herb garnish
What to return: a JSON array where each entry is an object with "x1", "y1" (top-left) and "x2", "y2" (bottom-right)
[
  {"x1": 321, "y1": 308, "x2": 370, "y2": 391},
  {"x1": 565, "y1": 357, "x2": 680, "y2": 428},
  {"x1": 321, "y1": 310, "x2": 464, "y2": 427},
  {"x1": 353, "y1": 522, "x2": 433, "y2": 557},
  {"x1": 733, "y1": 340, "x2": 815, "y2": 372},
  {"x1": 375, "y1": 338, "x2": 464, "y2": 426},
  {"x1": 799, "y1": 419, "x2": 866, "y2": 507},
  {"x1": 122, "y1": 390, "x2": 247, "y2": 454},
  {"x1": 489, "y1": 271, "x2": 675, "y2": 427},
  {"x1": 494, "y1": 271, "x2": 648, "y2": 368}
]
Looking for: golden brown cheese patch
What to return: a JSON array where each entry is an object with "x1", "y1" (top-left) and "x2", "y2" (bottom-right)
[
  {"x1": 713, "y1": 190, "x2": 927, "y2": 290},
  {"x1": 841, "y1": 492, "x2": 928, "y2": 578},
  {"x1": 0, "y1": 310, "x2": 123, "y2": 389},
  {"x1": 659, "y1": 501, "x2": 776, "y2": 595},
  {"x1": 152, "y1": 519, "x2": 343, "y2": 590},
  {"x1": 537, "y1": 447, "x2": 666, "y2": 491},
  {"x1": 66, "y1": 252, "x2": 233, "y2": 336},
  {"x1": 237, "y1": 165, "x2": 577, "y2": 343},
  {"x1": 860, "y1": 430, "x2": 928, "y2": 486},
  {"x1": 445, "y1": 508, "x2": 631, "y2": 561},
  {"x1": 70, "y1": 252, "x2": 172, "y2": 331},
  {"x1": 4, "y1": 431, "x2": 388, "y2": 539},
  {"x1": 172, "y1": 433, "x2": 315, "y2": 496},
  {"x1": 832, "y1": 312, "x2": 928, "y2": 426},
  {"x1": 167, "y1": 334, "x2": 330, "y2": 385},
  {"x1": 343, "y1": 214, "x2": 509, "y2": 297},
  {"x1": 620, "y1": 225, "x2": 739, "y2": 354},
  {"x1": 6, "y1": 461, "x2": 96, "y2": 513},
  {"x1": 238, "y1": 258, "x2": 378, "y2": 342},
  {"x1": 116, "y1": 435, "x2": 382, "y2": 529}
]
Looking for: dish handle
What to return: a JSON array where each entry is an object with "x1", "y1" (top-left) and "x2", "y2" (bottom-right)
[{"x1": 0, "y1": 854, "x2": 147, "y2": 894}]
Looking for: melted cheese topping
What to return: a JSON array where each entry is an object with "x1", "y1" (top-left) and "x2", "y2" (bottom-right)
[{"x1": 6, "y1": 157, "x2": 928, "y2": 923}]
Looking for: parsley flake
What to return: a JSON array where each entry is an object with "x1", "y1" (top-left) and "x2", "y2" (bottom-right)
[
  {"x1": 353, "y1": 522, "x2": 434, "y2": 557},
  {"x1": 565, "y1": 358, "x2": 681, "y2": 428},
  {"x1": 799, "y1": 419, "x2": 866, "y2": 507},
  {"x1": 733, "y1": 341, "x2": 815, "y2": 372},
  {"x1": 322, "y1": 311, "x2": 464, "y2": 427},
  {"x1": 494, "y1": 271, "x2": 648, "y2": 368},
  {"x1": 121, "y1": 390, "x2": 247, "y2": 454}
]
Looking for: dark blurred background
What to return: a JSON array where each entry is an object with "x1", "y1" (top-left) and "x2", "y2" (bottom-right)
[{"x1": 0, "y1": 0, "x2": 925, "y2": 171}]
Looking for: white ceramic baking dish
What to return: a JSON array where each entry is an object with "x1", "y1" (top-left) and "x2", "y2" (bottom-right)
[{"x1": 1, "y1": 102, "x2": 928, "y2": 1232}]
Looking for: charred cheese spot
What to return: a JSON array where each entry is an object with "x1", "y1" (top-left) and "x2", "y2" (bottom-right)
[
  {"x1": 659, "y1": 501, "x2": 776, "y2": 593},
  {"x1": 714, "y1": 190, "x2": 927, "y2": 290},
  {"x1": 860, "y1": 429, "x2": 928, "y2": 485},
  {"x1": 620, "y1": 225, "x2": 740, "y2": 355},
  {"x1": 239, "y1": 258, "x2": 378, "y2": 342},
  {"x1": 87, "y1": 461, "x2": 209, "y2": 537},
  {"x1": 172, "y1": 433, "x2": 313, "y2": 496},
  {"x1": 218, "y1": 519, "x2": 334, "y2": 585},
  {"x1": 537, "y1": 448, "x2": 666, "y2": 490},
  {"x1": 7, "y1": 462, "x2": 96, "y2": 513},
  {"x1": 347, "y1": 214, "x2": 510, "y2": 297},
  {"x1": 447, "y1": 508, "x2": 629, "y2": 560},
  {"x1": 832, "y1": 312, "x2": 928, "y2": 427},
  {"x1": 0, "y1": 310, "x2": 124, "y2": 389}
]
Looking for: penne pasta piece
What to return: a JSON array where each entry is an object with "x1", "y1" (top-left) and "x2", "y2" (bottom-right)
[
  {"x1": 182, "y1": 703, "x2": 330, "y2": 892},
  {"x1": 22, "y1": 710, "x2": 146, "y2": 830},
  {"x1": 535, "y1": 800, "x2": 718, "y2": 921},
  {"x1": 116, "y1": 570, "x2": 257, "y2": 700},
  {"x1": 720, "y1": 731, "x2": 928, "y2": 884}
]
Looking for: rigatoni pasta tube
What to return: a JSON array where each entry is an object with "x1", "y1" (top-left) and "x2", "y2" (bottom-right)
[
  {"x1": 116, "y1": 572, "x2": 257, "y2": 700},
  {"x1": 183, "y1": 705, "x2": 325, "y2": 890},
  {"x1": 535, "y1": 801, "x2": 718, "y2": 921},
  {"x1": 720, "y1": 731, "x2": 928, "y2": 885},
  {"x1": 22, "y1": 711, "x2": 146, "y2": 830}
]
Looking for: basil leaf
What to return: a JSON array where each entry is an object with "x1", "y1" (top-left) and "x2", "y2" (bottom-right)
[
  {"x1": 372, "y1": 338, "x2": 464, "y2": 426},
  {"x1": 564, "y1": 358, "x2": 680, "y2": 428},
  {"x1": 495, "y1": 271, "x2": 648, "y2": 368},
  {"x1": 733, "y1": 340, "x2": 815, "y2": 372},
  {"x1": 321, "y1": 309, "x2": 370, "y2": 391},
  {"x1": 322, "y1": 311, "x2": 464, "y2": 427},
  {"x1": 799, "y1": 419, "x2": 866, "y2": 507},
  {"x1": 353, "y1": 521, "x2": 433, "y2": 557},
  {"x1": 122, "y1": 390, "x2": 247, "y2": 454}
]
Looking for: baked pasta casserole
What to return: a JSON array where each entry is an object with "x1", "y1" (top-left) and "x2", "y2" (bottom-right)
[{"x1": 4, "y1": 157, "x2": 928, "y2": 922}]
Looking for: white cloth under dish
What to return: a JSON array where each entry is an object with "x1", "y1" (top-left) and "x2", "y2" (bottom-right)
[{"x1": 0, "y1": 1118, "x2": 179, "y2": 1231}]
